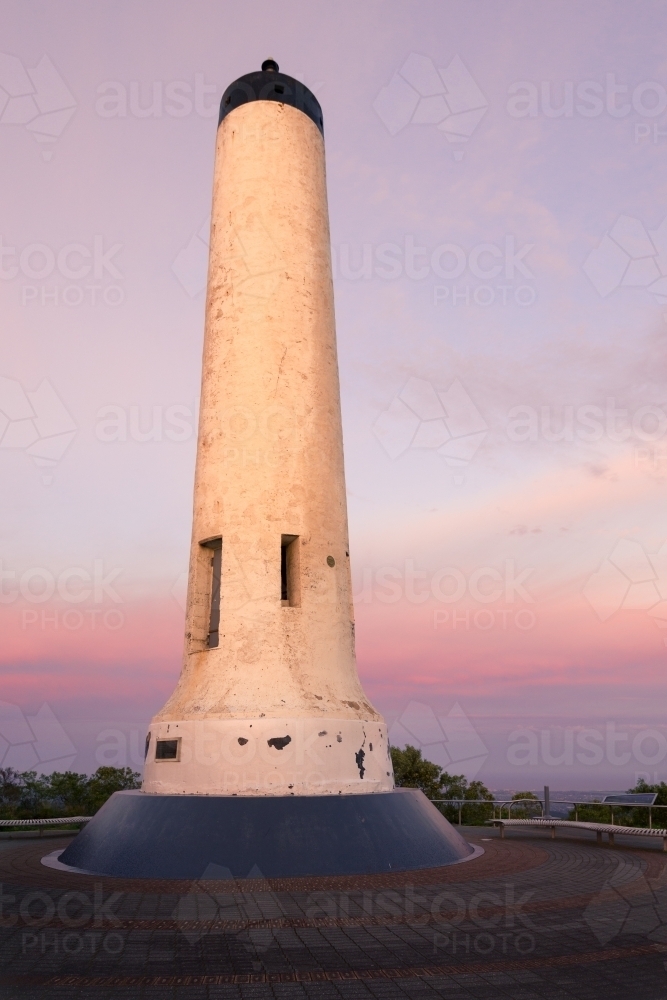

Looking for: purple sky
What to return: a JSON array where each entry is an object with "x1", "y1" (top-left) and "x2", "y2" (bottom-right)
[{"x1": 2, "y1": 0, "x2": 667, "y2": 790}]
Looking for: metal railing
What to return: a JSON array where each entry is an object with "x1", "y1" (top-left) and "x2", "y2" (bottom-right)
[
  {"x1": 430, "y1": 798, "x2": 667, "y2": 828},
  {"x1": 554, "y1": 799, "x2": 667, "y2": 829},
  {"x1": 430, "y1": 798, "x2": 498, "y2": 826}
]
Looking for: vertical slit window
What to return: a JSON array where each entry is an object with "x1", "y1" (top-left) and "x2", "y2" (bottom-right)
[
  {"x1": 203, "y1": 538, "x2": 222, "y2": 648},
  {"x1": 281, "y1": 544, "x2": 288, "y2": 604},
  {"x1": 281, "y1": 535, "x2": 300, "y2": 607}
]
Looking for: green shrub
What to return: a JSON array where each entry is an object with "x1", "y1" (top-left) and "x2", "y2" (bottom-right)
[
  {"x1": 624, "y1": 779, "x2": 667, "y2": 829},
  {"x1": 390, "y1": 744, "x2": 494, "y2": 825},
  {"x1": 566, "y1": 800, "x2": 612, "y2": 823}
]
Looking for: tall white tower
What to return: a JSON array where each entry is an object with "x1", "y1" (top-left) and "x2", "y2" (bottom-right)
[{"x1": 142, "y1": 59, "x2": 393, "y2": 797}]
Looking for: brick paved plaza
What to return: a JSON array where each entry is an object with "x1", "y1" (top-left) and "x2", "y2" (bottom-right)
[{"x1": 1, "y1": 827, "x2": 666, "y2": 999}]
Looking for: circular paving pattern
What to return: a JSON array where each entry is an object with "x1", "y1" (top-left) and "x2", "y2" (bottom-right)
[{"x1": 1, "y1": 828, "x2": 667, "y2": 999}]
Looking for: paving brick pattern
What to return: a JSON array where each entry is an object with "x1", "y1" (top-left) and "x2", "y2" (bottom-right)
[{"x1": 1, "y1": 828, "x2": 666, "y2": 998}]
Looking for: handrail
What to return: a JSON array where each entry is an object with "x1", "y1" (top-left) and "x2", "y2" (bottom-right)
[{"x1": 429, "y1": 797, "x2": 667, "y2": 827}]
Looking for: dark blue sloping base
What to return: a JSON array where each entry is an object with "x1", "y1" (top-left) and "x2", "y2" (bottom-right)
[{"x1": 56, "y1": 789, "x2": 475, "y2": 879}]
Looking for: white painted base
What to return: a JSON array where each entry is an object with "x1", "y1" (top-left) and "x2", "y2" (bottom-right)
[{"x1": 142, "y1": 718, "x2": 394, "y2": 796}]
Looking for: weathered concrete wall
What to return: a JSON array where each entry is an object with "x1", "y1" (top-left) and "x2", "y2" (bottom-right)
[
  {"x1": 144, "y1": 98, "x2": 392, "y2": 795},
  {"x1": 144, "y1": 719, "x2": 393, "y2": 795}
]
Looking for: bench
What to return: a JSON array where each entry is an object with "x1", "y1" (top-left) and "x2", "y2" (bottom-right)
[
  {"x1": 488, "y1": 818, "x2": 667, "y2": 850},
  {"x1": 0, "y1": 817, "x2": 91, "y2": 838}
]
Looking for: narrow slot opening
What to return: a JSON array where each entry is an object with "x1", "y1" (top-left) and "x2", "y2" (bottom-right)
[
  {"x1": 281, "y1": 535, "x2": 300, "y2": 607},
  {"x1": 281, "y1": 544, "x2": 288, "y2": 604},
  {"x1": 201, "y1": 537, "x2": 222, "y2": 648},
  {"x1": 274, "y1": 84, "x2": 284, "y2": 94}
]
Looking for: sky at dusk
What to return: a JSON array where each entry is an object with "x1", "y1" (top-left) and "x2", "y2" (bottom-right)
[{"x1": 2, "y1": 0, "x2": 667, "y2": 790}]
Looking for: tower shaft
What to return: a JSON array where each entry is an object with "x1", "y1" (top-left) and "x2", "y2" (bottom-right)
[{"x1": 143, "y1": 86, "x2": 392, "y2": 796}]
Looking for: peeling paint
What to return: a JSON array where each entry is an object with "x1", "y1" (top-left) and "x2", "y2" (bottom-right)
[
  {"x1": 355, "y1": 748, "x2": 365, "y2": 778},
  {"x1": 267, "y1": 735, "x2": 292, "y2": 750}
]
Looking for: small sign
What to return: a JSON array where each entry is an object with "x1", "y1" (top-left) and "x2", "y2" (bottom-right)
[{"x1": 602, "y1": 793, "x2": 657, "y2": 805}]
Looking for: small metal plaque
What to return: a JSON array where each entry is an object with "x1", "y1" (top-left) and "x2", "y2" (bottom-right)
[{"x1": 155, "y1": 738, "x2": 181, "y2": 761}]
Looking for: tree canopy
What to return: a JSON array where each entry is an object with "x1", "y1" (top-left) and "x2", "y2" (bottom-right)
[{"x1": 0, "y1": 766, "x2": 141, "y2": 820}]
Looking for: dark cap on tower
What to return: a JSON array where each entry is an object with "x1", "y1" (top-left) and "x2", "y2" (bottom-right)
[{"x1": 218, "y1": 61, "x2": 323, "y2": 134}]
